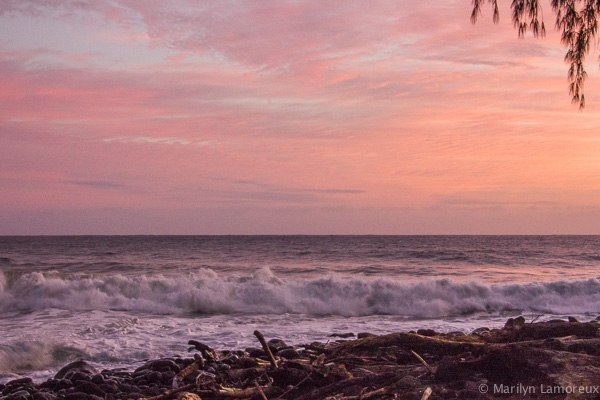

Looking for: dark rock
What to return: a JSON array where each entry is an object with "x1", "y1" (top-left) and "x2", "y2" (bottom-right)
[
  {"x1": 277, "y1": 348, "x2": 300, "y2": 359},
  {"x1": 395, "y1": 349, "x2": 418, "y2": 364},
  {"x1": 54, "y1": 361, "x2": 98, "y2": 380},
  {"x1": 416, "y1": 329, "x2": 437, "y2": 337},
  {"x1": 245, "y1": 347, "x2": 265, "y2": 358},
  {"x1": 159, "y1": 370, "x2": 176, "y2": 385},
  {"x1": 65, "y1": 372, "x2": 90, "y2": 383},
  {"x1": 235, "y1": 357, "x2": 259, "y2": 368},
  {"x1": 270, "y1": 367, "x2": 310, "y2": 387},
  {"x1": 357, "y1": 332, "x2": 376, "y2": 339},
  {"x1": 54, "y1": 380, "x2": 73, "y2": 392},
  {"x1": 63, "y1": 392, "x2": 90, "y2": 400},
  {"x1": 266, "y1": 339, "x2": 288, "y2": 354},
  {"x1": 471, "y1": 327, "x2": 490, "y2": 336},
  {"x1": 138, "y1": 359, "x2": 180, "y2": 373},
  {"x1": 33, "y1": 392, "x2": 57, "y2": 400},
  {"x1": 329, "y1": 332, "x2": 355, "y2": 338},
  {"x1": 90, "y1": 375, "x2": 104, "y2": 385},
  {"x1": 568, "y1": 316, "x2": 580, "y2": 323},
  {"x1": 74, "y1": 382, "x2": 104, "y2": 397},
  {"x1": 5, "y1": 379, "x2": 33, "y2": 387},
  {"x1": 98, "y1": 384, "x2": 117, "y2": 394},
  {"x1": 503, "y1": 316, "x2": 525, "y2": 330},
  {"x1": 146, "y1": 371, "x2": 160, "y2": 384},
  {"x1": 446, "y1": 331, "x2": 466, "y2": 337},
  {"x1": 8, "y1": 389, "x2": 30, "y2": 399}
]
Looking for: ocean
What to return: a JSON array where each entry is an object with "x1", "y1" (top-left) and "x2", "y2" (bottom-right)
[{"x1": 1, "y1": 235, "x2": 600, "y2": 383}]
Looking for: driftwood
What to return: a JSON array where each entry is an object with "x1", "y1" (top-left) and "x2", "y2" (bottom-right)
[
  {"x1": 254, "y1": 330, "x2": 278, "y2": 369},
  {"x1": 174, "y1": 354, "x2": 204, "y2": 387},
  {"x1": 327, "y1": 331, "x2": 486, "y2": 358},
  {"x1": 188, "y1": 340, "x2": 219, "y2": 362},
  {"x1": 196, "y1": 386, "x2": 283, "y2": 398},
  {"x1": 140, "y1": 384, "x2": 195, "y2": 400},
  {"x1": 410, "y1": 350, "x2": 435, "y2": 374}
]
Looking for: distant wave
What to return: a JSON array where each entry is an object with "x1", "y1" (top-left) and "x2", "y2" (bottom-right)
[{"x1": 1, "y1": 268, "x2": 600, "y2": 317}]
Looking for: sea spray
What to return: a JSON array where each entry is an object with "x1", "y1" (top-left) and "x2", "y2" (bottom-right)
[{"x1": 2, "y1": 268, "x2": 600, "y2": 317}]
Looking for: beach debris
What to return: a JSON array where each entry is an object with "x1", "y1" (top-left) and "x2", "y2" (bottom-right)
[
  {"x1": 254, "y1": 330, "x2": 278, "y2": 369},
  {"x1": 9, "y1": 318, "x2": 600, "y2": 400},
  {"x1": 410, "y1": 350, "x2": 435, "y2": 375},
  {"x1": 420, "y1": 386, "x2": 432, "y2": 400}
]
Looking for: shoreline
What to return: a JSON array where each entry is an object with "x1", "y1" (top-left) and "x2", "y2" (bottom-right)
[{"x1": 3, "y1": 317, "x2": 600, "y2": 399}]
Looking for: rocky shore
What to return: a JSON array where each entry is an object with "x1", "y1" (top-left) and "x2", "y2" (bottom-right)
[{"x1": 3, "y1": 317, "x2": 600, "y2": 400}]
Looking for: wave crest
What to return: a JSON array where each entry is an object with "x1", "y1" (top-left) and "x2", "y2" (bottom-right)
[{"x1": 2, "y1": 268, "x2": 600, "y2": 317}]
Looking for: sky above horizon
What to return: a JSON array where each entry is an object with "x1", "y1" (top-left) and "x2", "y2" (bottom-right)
[{"x1": 1, "y1": 0, "x2": 600, "y2": 235}]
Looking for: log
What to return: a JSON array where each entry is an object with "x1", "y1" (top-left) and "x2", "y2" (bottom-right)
[
  {"x1": 254, "y1": 330, "x2": 278, "y2": 369},
  {"x1": 327, "y1": 332, "x2": 486, "y2": 358}
]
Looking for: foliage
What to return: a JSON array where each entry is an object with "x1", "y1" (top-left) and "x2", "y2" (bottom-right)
[{"x1": 472, "y1": 0, "x2": 600, "y2": 108}]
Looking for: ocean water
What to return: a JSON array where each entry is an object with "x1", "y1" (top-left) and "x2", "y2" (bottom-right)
[{"x1": 1, "y1": 235, "x2": 600, "y2": 382}]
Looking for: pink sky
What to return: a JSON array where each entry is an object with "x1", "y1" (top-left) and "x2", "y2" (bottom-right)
[{"x1": 1, "y1": 0, "x2": 600, "y2": 234}]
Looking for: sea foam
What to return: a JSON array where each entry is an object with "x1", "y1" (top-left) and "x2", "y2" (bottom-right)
[{"x1": 1, "y1": 268, "x2": 600, "y2": 318}]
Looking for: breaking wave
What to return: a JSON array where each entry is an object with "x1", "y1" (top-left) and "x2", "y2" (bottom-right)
[{"x1": 1, "y1": 268, "x2": 600, "y2": 318}]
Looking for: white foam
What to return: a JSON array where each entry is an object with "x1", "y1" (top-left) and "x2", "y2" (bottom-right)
[{"x1": 2, "y1": 268, "x2": 600, "y2": 317}]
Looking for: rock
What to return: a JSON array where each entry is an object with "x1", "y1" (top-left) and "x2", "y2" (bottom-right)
[
  {"x1": 8, "y1": 390, "x2": 30, "y2": 399},
  {"x1": 5, "y1": 379, "x2": 33, "y2": 388},
  {"x1": 74, "y1": 381, "x2": 104, "y2": 397},
  {"x1": 266, "y1": 339, "x2": 288, "y2": 354},
  {"x1": 471, "y1": 327, "x2": 490, "y2": 336},
  {"x1": 90, "y1": 375, "x2": 104, "y2": 385},
  {"x1": 417, "y1": 329, "x2": 437, "y2": 337},
  {"x1": 503, "y1": 316, "x2": 526, "y2": 330},
  {"x1": 33, "y1": 392, "x2": 57, "y2": 400},
  {"x1": 54, "y1": 361, "x2": 98, "y2": 380},
  {"x1": 277, "y1": 348, "x2": 300, "y2": 359},
  {"x1": 63, "y1": 392, "x2": 90, "y2": 400},
  {"x1": 245, "y1": 348, "x2": 265, "y2": 358},
  {"x1": 329, "y1": 332, "x2": 355, "y2": 338},
  {"x1": 568, "y1": 316, "x2": 580, "y2": 323},
  {"x1": 357, "y1": 332, "x2": 376, "y2": 339},
  {"x1": 138, "y1": 359, "x2": 180, "y2": 373}
]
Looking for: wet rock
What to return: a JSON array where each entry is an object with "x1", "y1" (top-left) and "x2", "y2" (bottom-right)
[
  {"x1": 74, "y1": 382, "x2": 104, "y2": 397},
  {"x1": 32, "y1": 392, "x2": 56, "y2": 400},
  {"x1": 234, "y1": 357, "x2": 259, "y2": 368},
  {"x1": 7, "y1": 390, "x2": 30, "y2": 399},
  {"x1": 90, "y1": 375, "x2": 104, "y2": 386},
  {"x1": 568, "y1": 316, "x2": 580, "y2": 323},
  {"x1": 54, "y1": 361, "x2": 98, "y2": 380},
  {"x1": 329, "y1": 332, "x2": 355, "y2": 338},
  {"x1": 245, "y1": 348, "x2": 265, "y2": 358},
  {"x1": 267, "y1": 339, "x2": 288, "y2": 354},
  {"x1": 417, "y1": 329, "x2": 437, "y2": 337},
  {"x1": 277, "y1": 348, "x2": 300, "y2": 359},
  {"x1": 63, "y1": 392, "x2": 90, "y2": 400},
  {"x1": 138, "y1": 359, "x2": 180, "y2": 373},
  {"x1": 471, "y1": 327, "x2": 490, "y2": 336},
  {"x1": 357, "y1": 332, "x2": 376, "y2": 339},
  {"x1": 5, "y1": 379, "x2": 32, "y2": 388},
  {"x1": 503, "y1": 316, "x2": 525, "y2": 330}
]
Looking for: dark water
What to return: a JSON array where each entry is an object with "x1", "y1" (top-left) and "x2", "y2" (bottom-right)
[{"x1": 1, "y1": 235, "x2": 599, "y2": 281}]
